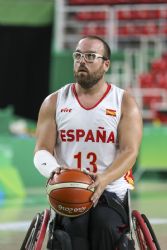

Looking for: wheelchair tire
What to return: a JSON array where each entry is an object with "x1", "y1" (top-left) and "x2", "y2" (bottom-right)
[
  {"x1": 132, "y1": 210, "x2": 158, "y2": 250},
  {"x1": 20, "y1": 209, "x2": 50, "y2": 250},
  {"x1": 141, "y1": 214, "x2": 161, "y2": 250},
  {"x1": 35, "y1": 209, "x2": 50, "y2": 250},
  {"x1": 20, "y1": 213, "x2": 41, "y2": 250}
]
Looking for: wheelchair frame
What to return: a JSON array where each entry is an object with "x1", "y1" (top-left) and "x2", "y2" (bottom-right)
[
  {"x1": 20, "y1": 209, "x2": 50, "y2": 250},
  {"x1": 20, "y1": 202, "x2": 161, "y2": 250}
]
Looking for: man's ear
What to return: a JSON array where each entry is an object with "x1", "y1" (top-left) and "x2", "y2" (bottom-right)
[{"x1": 104, "y1": 60, "x2": 111, "y2": 72}]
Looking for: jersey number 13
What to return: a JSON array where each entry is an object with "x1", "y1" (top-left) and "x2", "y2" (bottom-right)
[{"x1": 74, "y1": 152, "x2": 97, "y2": 173}]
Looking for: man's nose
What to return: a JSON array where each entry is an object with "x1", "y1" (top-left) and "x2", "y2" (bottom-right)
[{"x1": 79, "y1": 55, "x2": 86, "y2": 63}]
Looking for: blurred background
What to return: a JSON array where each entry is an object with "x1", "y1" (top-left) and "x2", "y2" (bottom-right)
[{"x1": 0, "y1": 0, "x2": 167, "y2": 249}]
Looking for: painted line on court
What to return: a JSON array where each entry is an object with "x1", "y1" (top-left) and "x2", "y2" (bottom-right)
[
  {"x1": 0, "y1": 221, "x2": 30, "y2": 231},
  {"x1": 150, "y1": 218, "x2": 167, "y2": 225},
  {"x1": 0, "y1": 218, "x2": 167, "y2": 231}
]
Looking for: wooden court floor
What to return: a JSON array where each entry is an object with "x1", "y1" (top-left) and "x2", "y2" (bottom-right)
[{"x1": 0, "y1": 181, "x2": 167, "y2": 250}]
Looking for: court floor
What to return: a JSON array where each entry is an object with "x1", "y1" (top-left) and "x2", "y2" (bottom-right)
[{"x1": 0, "y1": 181, "x2": 167, "y2": 250}]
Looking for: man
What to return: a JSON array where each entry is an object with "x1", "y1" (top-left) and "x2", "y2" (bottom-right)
[{"x1": 34, "y1": 35, "x2": 143, "y2": 250}]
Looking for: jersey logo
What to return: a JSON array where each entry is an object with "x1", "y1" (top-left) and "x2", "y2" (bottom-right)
[
  {"x1": 106, "y1": 108, "x2": 116, "y2": 117},
  {"x1": 61, "y1": 108, "x2": 72, "y2": 112}
]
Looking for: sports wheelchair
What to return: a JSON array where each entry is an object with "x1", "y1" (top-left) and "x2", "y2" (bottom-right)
[{"x1": 20, "y1": 191, "x2": 161, "y2": 250}]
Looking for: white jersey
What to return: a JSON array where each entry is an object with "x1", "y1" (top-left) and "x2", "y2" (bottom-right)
[{"x1": 55, "y1": 83, "x2": 134, "y2": 200}]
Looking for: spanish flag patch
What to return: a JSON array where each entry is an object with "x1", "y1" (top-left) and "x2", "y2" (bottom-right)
[
  {"x1": 106, "y1": 109, "x2": 116, "y2": 117},
  {"x1": 124, "y1": 170, "x2": 134, "y2": 188}
]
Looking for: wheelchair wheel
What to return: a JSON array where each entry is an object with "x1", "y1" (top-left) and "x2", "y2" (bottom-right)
[
  {"x1": 132, "y1": 210, "x2": 160, "y2": 250},
  {"x1": 141, "y1": 214, "x2": 161, "y2": 250},
  {"x1": 35, "y1": 209, "x2": 50, "y2": 250},
  {"x1": 20, "y1": 209, "x2": 50, "y2": 250}
]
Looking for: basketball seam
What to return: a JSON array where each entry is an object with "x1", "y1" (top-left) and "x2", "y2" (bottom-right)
[{"x1": 46, "y1": 182, "x2": 94, "y2": 194}]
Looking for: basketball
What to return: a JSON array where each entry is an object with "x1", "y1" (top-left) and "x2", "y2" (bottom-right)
[{"x1": 46, "y1": 169, "x2": 95, "y2": 217}]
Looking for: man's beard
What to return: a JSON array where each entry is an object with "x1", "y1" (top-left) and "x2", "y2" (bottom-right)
[{"x1": 74, "y1": 66, "x2": 105, "y2": 89}]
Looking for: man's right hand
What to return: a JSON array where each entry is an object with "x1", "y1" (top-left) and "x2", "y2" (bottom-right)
[{"x1": 50, "y1": 165, "x2": 69, "y2": 179}]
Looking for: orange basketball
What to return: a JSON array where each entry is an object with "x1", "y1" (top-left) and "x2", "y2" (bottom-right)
[{"x1": 46, "y1": 169, "x2": 94, "y2": 217}]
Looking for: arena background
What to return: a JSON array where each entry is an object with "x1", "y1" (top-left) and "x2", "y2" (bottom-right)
[{"x1": 0, "y1": 0, "x2": 167, "y2": 249}]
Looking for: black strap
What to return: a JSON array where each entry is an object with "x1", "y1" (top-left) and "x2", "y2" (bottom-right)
[{"x1": 102, "y1": 191, "x2": 129, "y2": 225}]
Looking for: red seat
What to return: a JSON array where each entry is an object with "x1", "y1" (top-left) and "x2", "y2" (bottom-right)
[
  {"x1": 81, "y1": 26, "x2": 106, "y2": 36},
  {"x1": 69, "y1": 0, "x2": 121, "y2": 4},
  {"x1": 69, "y1": 0, "x2": 96, "y2": 4},
  {"x1": 118, "y1": 23, "x2": 158, "y2": 37},
  {"x1": 143, "y1": 95, "x2": 162, "y2": 109},
  {"x1": 151, "y1": 59, "x2": 167, "y2": 73},
  {"x1": 69, "y1": 0, "x2": 167, "y2": 4},
  {"x1": 75, "y1": 11, "x2": 107, "y2": 21},
  {"x1": 146, "y1": 10, "x2": 160, "y2": 19},
  {"x1": 118, "y1": 24, "x2": 138, "y2": 36},
  {"x1": 133, "y1": 10, "x2": 149, "y2": 19},
  {"x1": 155, "y1": 109, "x2": 167, "y2": 123},
  {"x1": 139, "y1": 53, "x2": 167, "y2": 120},
  {"x1": 160, "y1": 24, "x2": 167, "y2": 35},
  {"x1": 117, "y1": 10, "x2": 132, "y2": 20},
  {"x1": 162, "y1": 52, "x2": 167, "y2": 61},
  {"x1": 160, "y1": 9, "x2": 167, "y2": 18},
  {"x1": 118, "y1": 26, "x2": 130, "y2": 36},
  {"x1": 141, "y1": 23, "x2": 158, "y2": 35},
  {"x1": 139, "y1": 73, "x2": 155, "y2": 88},
  {"x1": 158, "y1": 75, "x2": 167, "y2": 89}
]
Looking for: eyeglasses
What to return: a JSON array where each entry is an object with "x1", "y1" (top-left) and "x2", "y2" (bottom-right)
[{"x1": 73, "y1": 52, "x2": 108, "y2": 63}]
